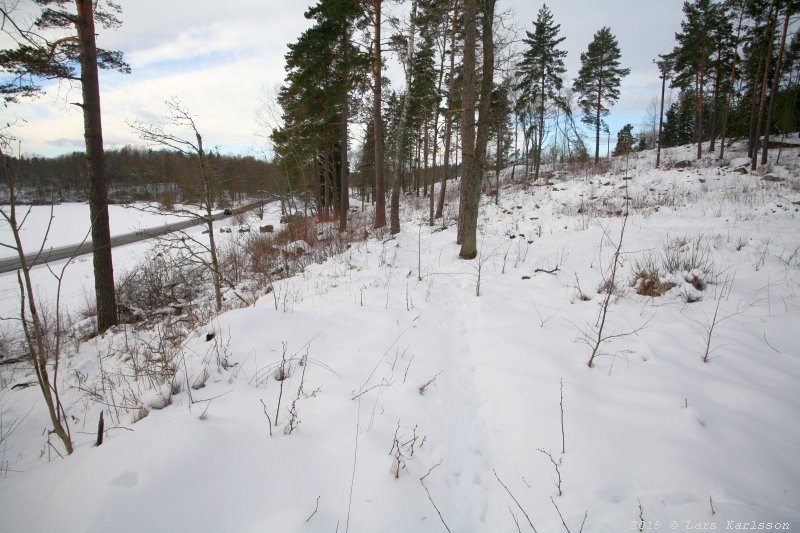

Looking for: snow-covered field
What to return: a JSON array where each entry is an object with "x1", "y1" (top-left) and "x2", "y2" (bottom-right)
[
  {"x1": 0, "y1": 202, "x2": 189, "y2": 259},
  {"x1": 1, "y1": 144, "x2": 798, "y2": 532}
]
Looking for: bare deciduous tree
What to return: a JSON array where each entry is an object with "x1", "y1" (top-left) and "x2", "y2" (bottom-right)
[
  {"x1": 130, "y1": 99, "x2": 224, "y2": 312},
  {"x1": 0, "y1": 144, "x2": 73, "y2": 455}
]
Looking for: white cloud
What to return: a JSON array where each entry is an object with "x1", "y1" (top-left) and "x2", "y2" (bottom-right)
[{"x1": 7, "y1": 0, "x2": 686, "y2": 157}]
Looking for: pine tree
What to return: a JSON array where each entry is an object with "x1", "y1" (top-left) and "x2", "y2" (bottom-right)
[
  {"x1": 0, "y1": 0, "x2": 129, "y2": 333},
  {"x1": 365, "y1": 0, "x2": 387, "y2": 229},
  {"x1": 663, "y1": 91, "x2": 697, "y2": 147},
  {"x1": 408, "y1": 14, "x2": 437, "y2": 197},
  {"x1": 760, "y1": 0, "x2": 795, "y2": 166},
  {"x1": 717, "y1": 0, "x2": 745, "y2": 160},
  {"x1": 668, "y1": 0, "x2": 728, "y2": 160},
  {"x1": 434, "y1": 0, "x2": 461, "y2": 221},
  {"x1": 516, "y1": 4, "x2": 567, "y2": 181},
  {"x1": 573, "y1": 26, "x2": 630, "y2": 165},
  {"x1": 271, "y1": 0, "x2": 368, "y2": 221},
  {"x1": 457, "y1": 0, "x2": 476, "y2": 247},
  {"x1": 413, "y1": 0, "x2": 452, "y2": 225},
  {"x1": 390, "y1": 0, "x2": 418, "y2": 235},
  {"x1": 489, "y1": 80, "x2": 514, "y2": 200},
  {"x1": 612, "y1": 123, "x2": 635, "y2": 156}
]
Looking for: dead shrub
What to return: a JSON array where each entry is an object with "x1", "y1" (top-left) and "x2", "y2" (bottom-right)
[
  {"x1": 160, "y1": 190, "x2": 175, "y2": 211},
  {"x1": 218, "y1": 238, "x2": 248, "y2": 285},
  {"x1": 661, "y1": 235, "x2": 714, "y2": 282},
  {"x1": 596, "y1": 278, "x2": 624, "y2": 297},
  {"x1": 630, "y1": 254, "x2": 676, "y2": 297},
  {"x1": 629, "y1": 235, "x2": 715, "y2": 300},
  {"x1": 244, "y1": 234, "x2": 280, "y2": 276},
  {"x1": 116, "y1": 249, "x2": 208, "y2": 319},
  {"x1": 274, "y1": 217, "x2": 318, "y2": 247},
  {"x1": 631, "y1": 269, "x2": 676, "y2": 297}
]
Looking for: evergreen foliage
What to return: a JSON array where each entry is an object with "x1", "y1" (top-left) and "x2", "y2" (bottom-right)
[
  {"x1": 612, "y1": 123, "x2": 635, "y2": 156},
  {"x1": 667, "y1": 0, "x2": 730, "y2": 159},
  {"x1": 573, "y1": 26, "x2": 630, "y2": 164},
  {"x1": 270, "y1": 0, "x2": 369, "y2": 216},
  {"x1": 0, "y1": 0, "x2": 129, "y2": 103},
  {"x1": 516, "y1": 3, "x2": 567, "y2": 181}
]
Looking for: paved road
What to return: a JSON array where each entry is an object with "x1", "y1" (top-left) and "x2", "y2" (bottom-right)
[{"x1": 0, "y1": 202, "x2": 263, "y2": 274}]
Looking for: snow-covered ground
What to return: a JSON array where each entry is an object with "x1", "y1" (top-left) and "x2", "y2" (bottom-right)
[{"x1": 1, "y1": 144, "x2": 798, "y2": 532}]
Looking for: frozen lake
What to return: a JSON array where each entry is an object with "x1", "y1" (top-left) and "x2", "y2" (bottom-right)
[{"x1": 0, "y1": 202, "x2": 186, "y2": 259}]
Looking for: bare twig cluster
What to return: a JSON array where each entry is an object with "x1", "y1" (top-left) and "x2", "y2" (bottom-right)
[
  {"x1": 389, "y1": 421, "x2": 421, "y2": 478},
  {"x1": 586, "y1": 212, "x2": 629, "y2": 368}
]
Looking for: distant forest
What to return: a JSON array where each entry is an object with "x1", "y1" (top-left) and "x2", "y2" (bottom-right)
[{"x1": 3, "y1": 147, "x2": 284, "y2": 206}]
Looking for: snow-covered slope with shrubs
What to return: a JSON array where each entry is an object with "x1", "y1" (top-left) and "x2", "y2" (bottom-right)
[{"x1": 1, "y1": 143, "x2": 798, "y2": 532}]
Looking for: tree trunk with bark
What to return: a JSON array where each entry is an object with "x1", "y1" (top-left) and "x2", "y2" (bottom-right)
[
  {"x1": 197, "y1": 135, "x2": 223, "y2": 313},
  {"x1": 77, "y1": 0, "x2": 117, "y2": 332},
  {"x1": 340, "y1": 102, "x2": 349, "y2": 232},
  {"x1": 761, "y1": 3, "x2": 791, "y2": 166},
  {"x1": 390, "y1": 0, "x2": 417, "y2": 235},
  {"x1": 459, "y1": 0, "x2": 494, "y2": 259},
  {"x1": 372, "y1": 0, "x2": 387, "y2": 229},
  {"x1": 719, "y1": 0, "x2": 745, "y2": 161},
  {"x1": 436, "y1": 2, "x2": 459, "y2": 220},
  {"x1": 340, "y1": 28, "x2": 350, "y2": 233},
  {"x1": 752, "y1": 2, "x2": 778, "y2": 171},
  {"x1": 594, "y1": 76, "x2": 602, "y2": 165}
]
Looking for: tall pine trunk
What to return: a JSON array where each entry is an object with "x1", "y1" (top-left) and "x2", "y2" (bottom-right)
[
  {"x1": 761, "y1": 3, "x2": 791, "y2": 165},
  {"x1": 494, "y1": 115, "x2": 502, "y2": 205},
  {"x1": 535, "y1": 76, "x2": 545, "y2": 181},
  {"x1": 752, "y1": 2, "x2": 778, "y2": 171},
  {"x1": 372, "y1": 0, "x2": 387, "y2": 229},
  {"x1": 594, "y1": 77, "x2": 602, "y2": 165},
  {"x1": 748, "y1": 61, "x2": 763, "y2": 158},
  {"x1": 340, "y1": 101, "x2": 349, "y2": 232},
  {"x1": 77, "y1": 0, "x2": 117, "y2": 332},
  {"x1": 510, "y1": 111, "x2": 518, "y2": 182},
  {"x1": 390, "y1": 0, "x2": 417, "y2": 235},
  {"x1": 707, "y1": 57, "x2": 721, "y2": 153},
  {"x1": 457, "y1": 0, "x2": 476, "y2": 246},
  {"x1": 696, "y1": 53, "x2": 706, "y2": 160},
  {"x1": 435, "y1": 4, "x2": 457, "y2": 220},
  {"x1": 719, "y1": 0, "x2": 745, "y2": 161}
]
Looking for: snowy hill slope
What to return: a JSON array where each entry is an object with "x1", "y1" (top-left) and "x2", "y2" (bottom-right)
[{"x1": 1, "y1": 143, "x2": 799, "y2": 532}]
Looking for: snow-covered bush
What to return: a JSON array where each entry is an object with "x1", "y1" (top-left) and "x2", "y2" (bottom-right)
[
  {"x1": 116, "y1": 249, "x2": 209, "y2": 320},
  {"x1": 631, "y1": 234, "x2": 715, "y2": 299}
]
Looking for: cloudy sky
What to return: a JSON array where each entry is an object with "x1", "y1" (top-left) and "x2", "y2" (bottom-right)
[{"x1": 3, "y1": 0, "x2": 685, "y2": 158}]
